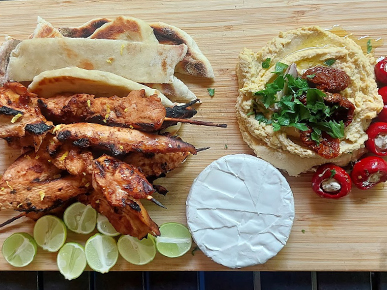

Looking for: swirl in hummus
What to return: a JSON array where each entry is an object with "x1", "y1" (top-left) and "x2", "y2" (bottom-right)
[{"x1": 236, "y1": 26, "x2": 383, "y2": 176}]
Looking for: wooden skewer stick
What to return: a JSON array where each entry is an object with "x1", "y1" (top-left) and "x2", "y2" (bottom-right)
[
  {"x1": 0, "y1": 212, "x2": 26, "y2": 228},
  {"x1": 164, "y1": 117, "x2": 227, "y2": 128},
  {"x1": 146, "y1": 195, "x2": 167, "y2": 209}
]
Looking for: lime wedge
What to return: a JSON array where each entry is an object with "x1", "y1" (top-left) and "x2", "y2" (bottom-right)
[
  {"x1": 96, "y1": 214, "x2": 119, "y2": 237},
  {"x1": 85, "y1": 233, "x2": 118, "y2": 273},
  {"x1": 118, "y1": 234, "x2": 156, "y2": 265},
  {"x1": 155, "y1": 222, "x2": 192, "y2": 258},
  {"x1": 33, "y1": 215, "x2": 67, "y2": 252},
  {"x1": 2, "y1": 232, "x2": 37, "y2": 267},
  {"x1": 57, "y1": 243, "x2": 87, "y2": 280},
  {"x1": 63, "y1": 202, "x2": 97, "y2": 234}
]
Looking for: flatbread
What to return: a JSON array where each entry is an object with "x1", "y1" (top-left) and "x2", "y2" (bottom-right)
[
  {"x1": 6, "y1": 38, "x2": 187, "y2": 83},
  {"x1": 28, "y1": 67, "x2": 173, "y2": 107},
  {"x1": 0, "y1": 38, "x2": 21, "y2": 86},
  {"x1": 150, "y1": 22, "x2": 214, "y2": 78},
  {"x1": 29, "y1": 17, "x2": 64, "y2": 39},
  {"x1": 59, "y1": 18, "x2": 111, "y2": 38},
  {"x1": 89, "y1": 16, "x2": 158, "y2": 43},
  {"x1": 144, "y1": 76, "x2": 197, "y2": 102}
]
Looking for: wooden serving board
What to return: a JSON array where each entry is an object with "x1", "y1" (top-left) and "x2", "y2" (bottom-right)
[{"x1": 1, "y1": 0, "x2": 387, "y2": 272}]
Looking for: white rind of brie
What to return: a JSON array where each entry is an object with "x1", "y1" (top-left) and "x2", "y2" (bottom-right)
[{"x1": 186, "y1": 154, "x2": 295, "y2": 269}]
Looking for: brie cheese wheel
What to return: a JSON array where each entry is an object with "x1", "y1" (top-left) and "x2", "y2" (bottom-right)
[{"x1": 186, "y1": 154, "x2": 294, "y2": 268}]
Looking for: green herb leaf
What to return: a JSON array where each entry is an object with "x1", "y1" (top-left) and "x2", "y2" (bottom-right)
[
  {"x1": 207, "y1": 88, "x2": 215, "y2": 97},
  {"x1": 324, "y1": 59, "x2": 336, "y2": 66},
  {"x1": 224, "y1": 144, "x2": 228, "y2": 149},
  {"x1": 274, "y1": 62, "x2": 288, "y2": 73},
  {"x1": 367, "y1": 39, "x2": 372, "y2": 54},
  {"x1": 301, "y1": 229, "x2": 306, "y2": 234},
  {"x1": 306, "y1": 74, "x2": 316, "y2": 79},
  {"x1": 262, "y1": 58, "x2": 271, "y2": 69},
  {"x1": 290, "y1": 123, "x2": 309, "y2": 131},
  {"x1": 330, "y1": 169, "x2": 336, "y2": 178}
]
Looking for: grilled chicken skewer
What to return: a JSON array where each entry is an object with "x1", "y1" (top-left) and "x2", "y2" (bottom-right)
[
  {"x1": 124, "y1": 151, "x2": 190, "y2": 180},
  {"x1": 78, "y1": 190, "x2": 160, "y2": 239},
  {"x1": 0, "y1": 82, "x2": 53, "y2": 151},
  {"x1": 0, "y1": 151, "x2": 89, "y2": 212},
  {"x1": 37, "y1": 90, "x2": 226, "y2": 131},
  {"x1": 93, "y1": 155, "x2": 165, "y2": 208},
  {"x1": 55, "y1": 123, "x2": 197, "y2": 156}
]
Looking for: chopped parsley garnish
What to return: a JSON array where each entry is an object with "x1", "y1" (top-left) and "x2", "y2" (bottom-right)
[
  {"x1": 324, "y1": 59, "x2": 336, "y2": 66},
  {"x1": 224, "y1": 144, "x2": 228, "y2": 149},
  {"x1": 207, "y1": 88, "x2": 215, "y2": 97},
  {"x1": 274, "y1": 62, "x2": 288, "y2": 73},
  {"x1": 301, "y1": 229, "x2": 306, "y2": 234},
  {"x1": 367, "y1": 39, "x2": 372, "y2": 54},
  {"x1": 252, "y1": 63, "x2": 345, "y2": 142},
  {"x1": 262, "y1": 58, "x2": 271, "y2": 69}
]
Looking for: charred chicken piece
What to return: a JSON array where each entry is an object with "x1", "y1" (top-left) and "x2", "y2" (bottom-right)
[
  {"x1": 55, "y1": 123, "x2": 197, "y2": 156},
  {"x1": 92, "y1": 155, "x2": 162, "y2": 207},
  {"x1": 124, "y1": 151, "x2": 190, "y2": 180},
  {"x1": 0, "y1": 82, "x2": 53, "y2": 150},
  {"x1": 0, "y1": 151, "x2": 89, "y2": 212},
  {"x1": 302, "y1": 66, "x2": 350, "y2": 93},
  {"x1": 78, "y1": 190, "x2": 160, "y2": 239},
  {"x1": 300, "y1": 127, "x2": 340, "y2": 159},
  {"x1": 37, "y1": 90, "x2": 166, "y2": 132}
]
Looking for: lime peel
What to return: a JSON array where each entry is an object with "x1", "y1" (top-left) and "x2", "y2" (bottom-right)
[
  {"x1": 2, "y1": 232, "x2": 37, "y2": 267},
  {"x1": 57, "y1": 242, "x2": 86, "y2": 280}
]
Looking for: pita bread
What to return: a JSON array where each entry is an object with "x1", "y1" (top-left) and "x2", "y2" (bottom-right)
[
  {"x1": 0, "y1": 38, "x2": 21, "y2": 86},
  {"x1": 150, "y1": 22, "x2": 214, "y2": 78},
  {"x1": 59, "y1": 18, "x2": 111, "y2": 38},
  {"x1": 90, "y1": 16, "x2": 158, "y2": 43},
  {"x1": 7, "y1": 38, "x2": 187, "y2": 84},
  {"x1": 28, "y1": 67, "x2": 173, "y2": 106},
  {"x1": 144, "y1": 76, "x2": 196, "y2": 102},
  {"x1": 30, "y1": 17, "x2": 64, "y2": 39}
]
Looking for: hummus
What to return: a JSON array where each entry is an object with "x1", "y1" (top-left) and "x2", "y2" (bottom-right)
[{"x1": 236, "y1": 26, "x2": 383, "y2": 176}]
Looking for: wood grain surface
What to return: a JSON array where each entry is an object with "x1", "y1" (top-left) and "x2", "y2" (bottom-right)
[{"x1": 0, "y1": 0, "x2": 387, "y2": 272}]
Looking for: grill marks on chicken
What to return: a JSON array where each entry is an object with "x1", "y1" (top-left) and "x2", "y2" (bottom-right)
[
  {"x1": 38, "y1": 90, "x2": 167, "y2": 131},
  {"x1": 78, "y1": 190, "x2": 160, "y2": 239},
  {"x1": 124, "y1": 151, "x2": 189, "y2": 180},
  {"x1": 0, "y1": 151, "x2": 89, "y2": 212},
  {"x1": 0, "y1": 82, "x2": 53, "y2": 150},
  {"x1": 55, "y1": 123, "x2": 197, "y2": 156},
  {"x1": 92, "y1": 155, "x2": 157, "y2": 206}
]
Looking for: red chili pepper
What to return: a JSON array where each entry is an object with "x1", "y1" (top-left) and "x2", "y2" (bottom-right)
[
  {"x1": 375, "y1": 58, "x2": 387, "y2": 85},
  {"x1": 311, "y1": 164, "x2": 351, "y2": 199},
  {"x1": 378, "y1": 105, "x2": 387, "y2": 122},
  {"x1": 365, "y1": 122, "x2": 387, "y2": 156},
  {"x1": 378, "y1": 87, "x2": 387, "y2": 104},
  {"x1": 351, "y1": 156, "x2": 387, "y2": 190}
]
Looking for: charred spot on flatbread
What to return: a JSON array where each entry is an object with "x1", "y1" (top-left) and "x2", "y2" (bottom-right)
[
  {"x1": 150, "y1": 22, "x2": 214, "y2": 78},
  {"x1": 30, "y1": 17, "x2": 64, "y2": 39},
  {"x1": 58, "y1": 18, "x2": 111, "y2": 38},
  {"x1": 90, "y1": 16, "x2": 158, "y2": 43}
]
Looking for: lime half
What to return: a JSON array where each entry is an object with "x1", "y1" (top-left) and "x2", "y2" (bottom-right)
[
  {"x1": 63, "y1": 202, "x2": 97, "y2": 234},
  {"x1": 33, "y1": 215, "x2": 67, "y2": 252},
  {"x1": 85, "y1": 233, "x2": 118, "y2": 273},
  {"x1": 96, "y1": 214, "x2": 119, "y2": 237},
  {"x1": 2, "y1": 232, "x2": 37, "y2": 267},
  {"x1": 57, "y1": 242, "x2": 87, "y2": 280},
  {"x1": 118, "y1": 235, "x2": 156, "y2": 265},
  {"x1": 155, "y1": 222, "x2": 192, "y2": 258}
]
